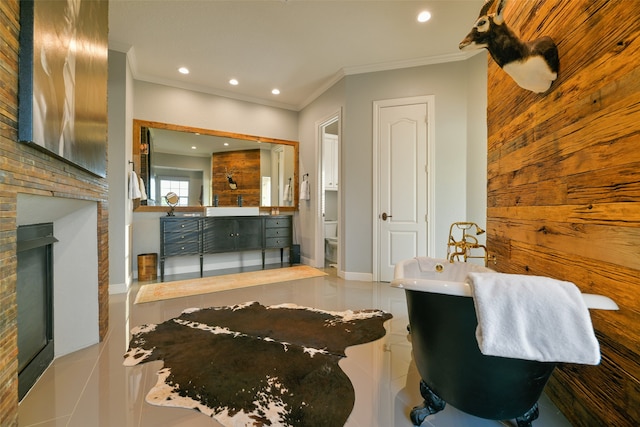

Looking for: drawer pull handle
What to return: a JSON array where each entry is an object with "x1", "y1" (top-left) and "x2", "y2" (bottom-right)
[{"x1": 181, "y1": 224, "x2": 185, "y2": 228}]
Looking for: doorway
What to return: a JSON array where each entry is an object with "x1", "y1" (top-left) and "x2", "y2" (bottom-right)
[
  {"x1": 316, "y1": 112, "x2": 341, "y2": 270},
  {"x1": 373, "y1": 96, "x2": 435, "y2": 282}
]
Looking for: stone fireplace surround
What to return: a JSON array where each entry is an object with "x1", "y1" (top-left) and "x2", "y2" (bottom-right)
[
  {"x1": 0, "y1": 2, "x2": 108, "y2": 422},
  {"x1": 17, "y1": 194, "x2": 99, "y2": 358}
]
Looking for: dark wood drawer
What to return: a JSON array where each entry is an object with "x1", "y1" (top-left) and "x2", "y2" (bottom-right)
[
  {"x1": 265, "y1": 217, "x2": 290, "y2": 229},
  {"x1": 265, "y1": 227, "x2": 290, "y2": 239},
  {"x1": 163, "y1": 241, "x2": 200, "y2": 256},
  {"x1": 162, "y1": 219, "x2": 200, "y2": 233},
  {"x1": 164, "y1": 232, "x2": 199, "y2": 245},
  {"x1": 265, "y1": 236, "x2": 292, "y2": 249}
]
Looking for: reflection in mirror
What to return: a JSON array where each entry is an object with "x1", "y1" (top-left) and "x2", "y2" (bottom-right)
[{"x1": 133, "y1": 120, "x2": 299, "y2": 212}]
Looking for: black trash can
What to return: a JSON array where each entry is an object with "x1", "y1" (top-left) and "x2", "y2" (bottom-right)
[{"x1": 290, "y1": 244, "x2": 301, "y2": 264}]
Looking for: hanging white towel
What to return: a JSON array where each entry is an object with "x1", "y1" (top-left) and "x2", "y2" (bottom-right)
[
  {"x1": 129, "y1": 170, "x2": 142, "y2": 200},
  {"x1": 300, "y1": 180, "x2": 310, "y2": 200},
  {"x1": 283, "y1": 184, "x2": 291, "y2": 201},
  {"x1": 467, "y1": 272, "x2": 601, "y2": 365},
  {"x1": 138, "y1": 175, "x2": 148, "y2": 201}
]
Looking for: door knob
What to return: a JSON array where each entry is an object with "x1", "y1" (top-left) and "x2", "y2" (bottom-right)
[{"x1": 381, "y1": 212, "x2": 392, "y2": 221}]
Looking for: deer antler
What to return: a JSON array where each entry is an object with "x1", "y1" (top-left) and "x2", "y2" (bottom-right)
[{"x1": 224, "y1": 167, "x2": 238, "y2": 189}]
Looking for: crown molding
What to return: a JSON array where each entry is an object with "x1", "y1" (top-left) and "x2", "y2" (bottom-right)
[
  {"x1": 109, "y1": 42, "x2": 483, "y2": 112},
  {"x1": 342, "y1": 50, "x2": 483, "y2": 76}
]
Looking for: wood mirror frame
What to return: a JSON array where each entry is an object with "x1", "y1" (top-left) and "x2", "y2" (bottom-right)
[{"x1": 132, "y1": 119, "x2": 299, "y2": 213}]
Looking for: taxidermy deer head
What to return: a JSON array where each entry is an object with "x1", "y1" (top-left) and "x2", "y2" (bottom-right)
[
  {"x1": 225, "y1": 167, "x2": 238, "y2": 190},
  {"x1": 459, "y1": 0, "x2": 559, "y2": 93}
]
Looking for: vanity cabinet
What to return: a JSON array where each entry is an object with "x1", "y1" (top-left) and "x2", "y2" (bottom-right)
[{"x1": 160, "y1": 215, "x2": 292, "y2": 281}]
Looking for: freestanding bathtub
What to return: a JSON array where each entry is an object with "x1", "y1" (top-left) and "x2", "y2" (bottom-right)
[{"x1": 391, "y1": 257, "x2": 618, "y2": 427}]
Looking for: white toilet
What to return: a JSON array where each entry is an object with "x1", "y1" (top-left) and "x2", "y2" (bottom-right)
[{"x1": 324, "y1": 221, "x2": 338, "y2": 265}]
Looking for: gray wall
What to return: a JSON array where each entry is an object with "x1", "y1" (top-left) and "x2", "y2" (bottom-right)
[
  {"x1": 134, "y1": 81, "x2": 299, "y2": 141},
  {"x1": 107, "y1": 50, "x2": 134, "y2": 292},
  {"x1": 298, "y1": 56, "x2": 488, "y2": 277},
  {"x1": 297, "y1": 79, "x2": 346, "y2": 268},
  {"x1": 466, "y1": 53, "x2": 488, "y2": 236}
]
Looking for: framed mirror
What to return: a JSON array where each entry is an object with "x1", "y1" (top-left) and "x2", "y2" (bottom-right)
[{"x1": 132, "y1": 119, "x2": 299, "y2": 212}]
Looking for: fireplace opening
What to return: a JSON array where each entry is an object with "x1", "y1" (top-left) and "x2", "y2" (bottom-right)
[{"x1": 17, "y1": 223, "x2": 58, "y2": 400}]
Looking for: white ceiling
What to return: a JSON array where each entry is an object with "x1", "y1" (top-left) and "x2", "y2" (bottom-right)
[{"x1": 108, "y1": 0, "x2": 484, "y2": 111}]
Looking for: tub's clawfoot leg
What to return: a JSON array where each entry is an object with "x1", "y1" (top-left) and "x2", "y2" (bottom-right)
[
  {"x1": 410, "y1": 380, "x2": 446, "y2": 426},
  {"x1": 515, "y1": 402, "x2": 539, "y2": 427}
]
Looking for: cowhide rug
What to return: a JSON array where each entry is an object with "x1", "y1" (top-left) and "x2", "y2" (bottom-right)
[{"x1": 124, "y1": 301, "x2": 392, "y2": 426}]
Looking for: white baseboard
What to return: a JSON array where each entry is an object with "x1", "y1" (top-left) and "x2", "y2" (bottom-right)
[
  {"x1": 342, "y1": 271, "x2": 373, "y2": 282},
  {"x1": 109, "y1": 282, "x2": 128, "y2": 294},
  {"x1": 300, "y1": 256, "x2": 314, "y2": 266},
  {"x1": 299, "y1": 256, "x2": 373, "y2": 282}
]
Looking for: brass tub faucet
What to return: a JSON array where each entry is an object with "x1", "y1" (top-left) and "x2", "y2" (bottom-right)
[{"x1": 446, "y1": 222, "x2": 488, "y2": 266}]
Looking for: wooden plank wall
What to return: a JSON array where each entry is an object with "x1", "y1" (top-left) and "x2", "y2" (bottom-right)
[
  {"x1": 486, "y1": 1, "x2": 640, "y2": 425},
  {"x1": 0, "y1": 1, "x2": 110, "y2": 425},
  {"x1": 212, "y1": 150, "x2": 261, "y2": 207}
]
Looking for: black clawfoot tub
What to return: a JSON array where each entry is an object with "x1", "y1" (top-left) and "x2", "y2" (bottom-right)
[{"x1": 391, "y1": 257, "x2": 618, "y2": 426}]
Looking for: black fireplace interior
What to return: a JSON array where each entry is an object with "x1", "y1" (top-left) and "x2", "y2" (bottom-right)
[{"x1": 17, "y1": 223, "x2": 57, "y2": 400}]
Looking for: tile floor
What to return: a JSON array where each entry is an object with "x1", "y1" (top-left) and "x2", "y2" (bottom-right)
[{"x1": 19, "y1": 268, "x2": 572, "y2": 427}]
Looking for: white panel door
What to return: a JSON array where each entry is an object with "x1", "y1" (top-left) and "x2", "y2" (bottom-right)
[{"x1": 378, "y1": 102, "x2": 428, "y2": 282}]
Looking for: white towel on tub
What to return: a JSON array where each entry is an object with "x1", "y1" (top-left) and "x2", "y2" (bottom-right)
[{"x1": 467, "y1": 272, "x2": 601, "y2": 365}]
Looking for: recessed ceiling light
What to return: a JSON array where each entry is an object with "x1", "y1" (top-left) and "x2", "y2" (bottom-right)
[
  {"x1": 272, "y1": 88, "x2": 280, "y2": 95},
  {"x1": 191, "y1": 146, "x2": 197, "y2": 150},
  {"x1": 178, "y1": 67, "x2": 189, "y2": 74},
  {"x1": 417, "y1": 11, "x2": 431, "y2": 23},
  {"x1": 224, "y1": 142, "x2": 229, "y2": 146},
  {"x1": 229, "y1": 79, "x2": 239, "y2": 85}
]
